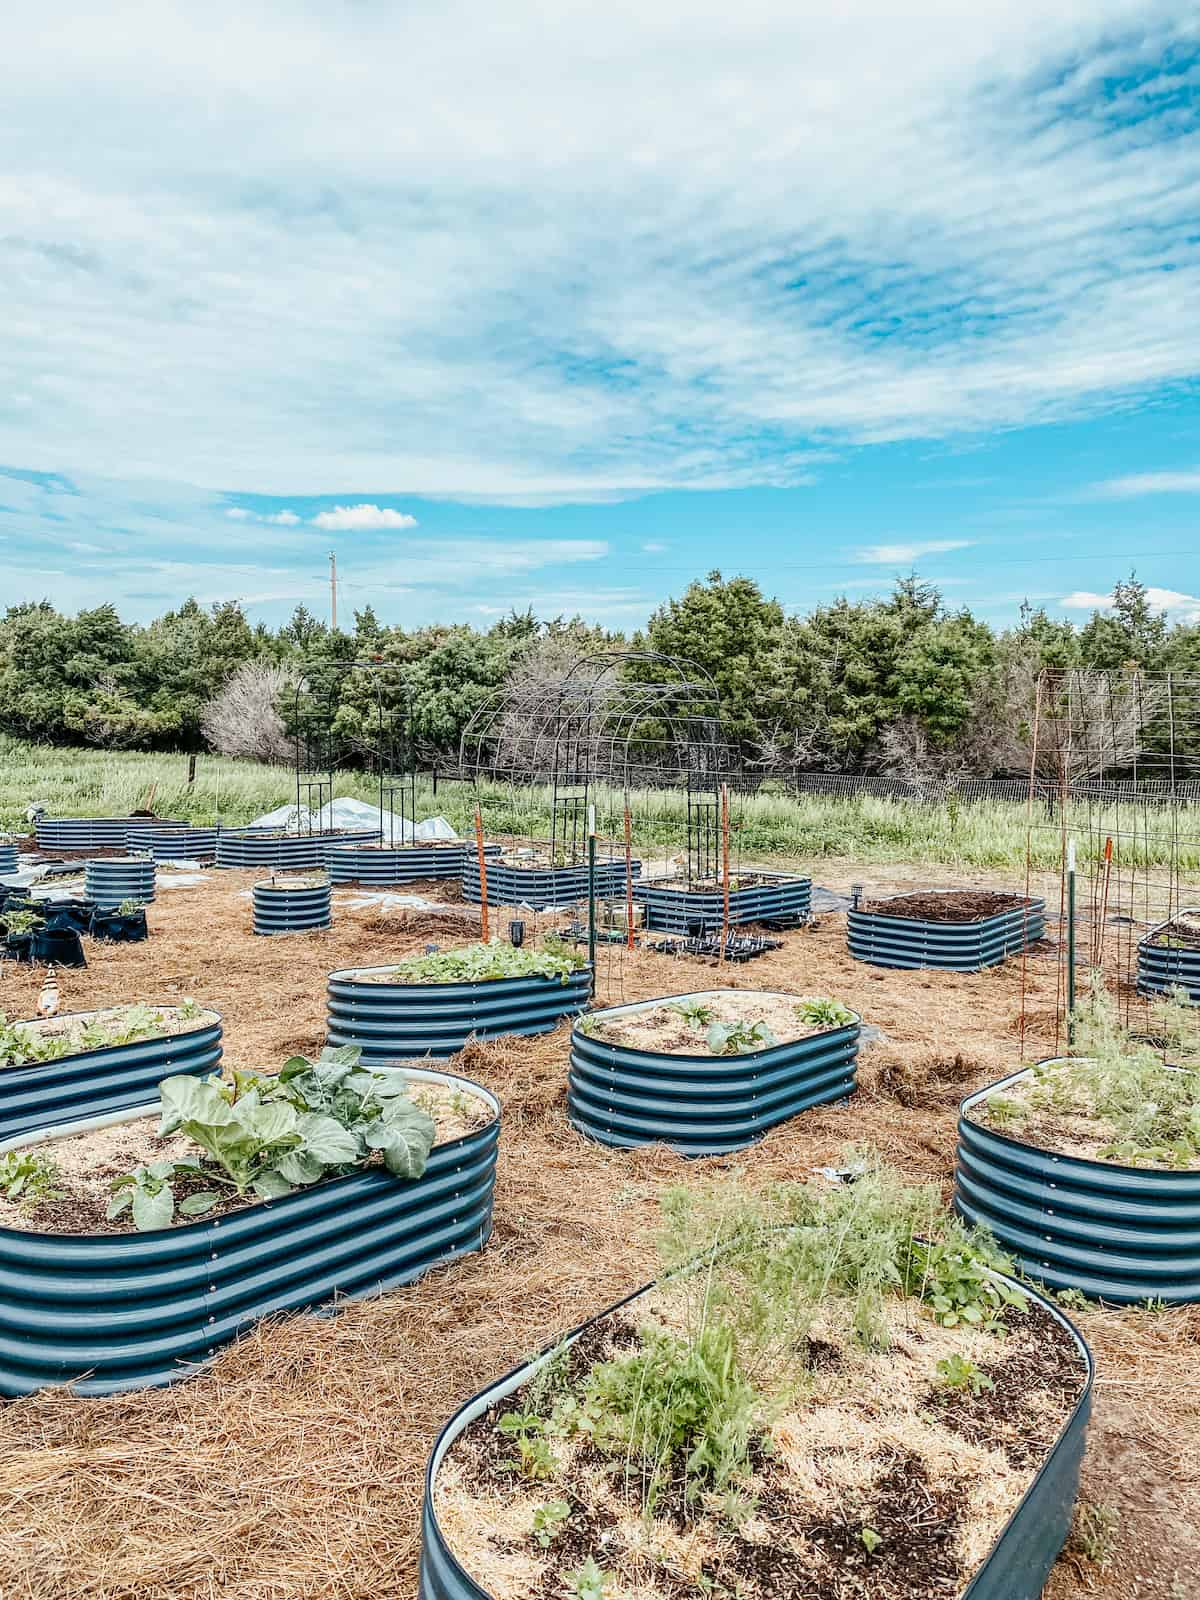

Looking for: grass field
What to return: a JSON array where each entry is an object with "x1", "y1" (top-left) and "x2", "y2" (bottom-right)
[{"x1": 4, "y1": 734, "x2": 1199, "y2": 871}]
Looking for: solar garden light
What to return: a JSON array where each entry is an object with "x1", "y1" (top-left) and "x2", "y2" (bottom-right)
[
  {"x1": 851, "y1": 883, "x2": 864, "y2": 910},
  {"x1": 509, "y1": 919, "x2": 526, "y2": 948}
]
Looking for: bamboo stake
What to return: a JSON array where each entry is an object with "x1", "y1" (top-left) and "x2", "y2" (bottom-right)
[{"x1": 474, "y1": 807, "x2": 489, "y2": 943}]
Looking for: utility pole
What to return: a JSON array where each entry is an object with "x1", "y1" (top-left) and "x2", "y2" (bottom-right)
[{"x1": 329, "y1": 550, "x2": 338, "y2": 631}]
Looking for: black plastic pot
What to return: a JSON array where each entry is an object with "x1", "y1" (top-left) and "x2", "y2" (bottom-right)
[
  {"x1": 3, "y1": 933, "x2": 36, "y2": 964},
  {"x1": 418, "y1": 1274, "x2": 1093, "y2": 1600},
  {"x1": 30, "y1": 927, "x2": 87, "y2": 967},
  {"x1": 41, "y1": 899, "x2": 97, "y2": 937},
  {"x1": 89, "y1": 908, "x2": 149, "y2": 943},
  {"x1": 0, "y1": 1065, "x2": 499, "y2": 1395}
]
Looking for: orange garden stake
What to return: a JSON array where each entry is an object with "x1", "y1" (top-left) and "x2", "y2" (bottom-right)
[
  {"x1": 624, "y1": 804, "x2": 635, "y2": 951},
  {"x1": 720, "y1": 784, "x2": 730, "y2": 960}
]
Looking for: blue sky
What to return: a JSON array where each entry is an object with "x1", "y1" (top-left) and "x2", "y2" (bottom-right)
[{"x1": 2, "y1": 3, "x2": 1199, "y2": 632}]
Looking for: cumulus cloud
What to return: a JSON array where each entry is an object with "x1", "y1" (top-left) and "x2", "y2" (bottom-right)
[
  {"x1": 854, "y1": 539, "x2": 974, "y2": 564},
  {"x1": 311, "y1": 504, "x2": 419, "y2": 531},
  {"x1": 1061, "y1": 587, "x2": 1200, "y2": 623},
  {"x1": 266, "y1": 509, "x2": 301, "y2": 525},
  {"x1": 0, "y1": 4, "x2": 1195, "y2": 498}
]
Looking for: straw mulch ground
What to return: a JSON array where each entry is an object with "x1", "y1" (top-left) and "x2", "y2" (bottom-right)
[{"x1": 0, "y1": 868, "x2": 1196, "y2": 1599}]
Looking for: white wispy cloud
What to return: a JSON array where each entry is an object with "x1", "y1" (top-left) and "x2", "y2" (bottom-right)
[
  {"x1": 0, "y1": 3, "x2": 1194, "y2": 499},
  {"x1": 1087, "y1": 470, "x2": 1200, "y2": 499},
  {"x1": 854, "y1": 539, "x2": 974, "y2": 564},
  {"x1": 311, "y1": 504, "x2": 418, "y2": 531},
  {"x1": 642, "y1": 541, "x2": 669, "y2": 554},
  {"x1": 1061, "y1": 586, "x2": 1200, "y2": 623}
]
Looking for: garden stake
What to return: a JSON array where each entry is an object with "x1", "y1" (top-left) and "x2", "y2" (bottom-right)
[
  {"x1": 1067, "y1": 837, "x2": 1076, "y2": 1047},
  {"x1": 474, "y1": 807, "x2": 489, "y2": 943},
  {"x1": 623, "y1": 803, "x2": 634, "y2": 951},
  {"x1": 587, "y1": 804, "x2": 597, "y2": 969},
  {"x1": 1095, "y1": 835, "x2": 1114, "y2": 967},
  {"x1": 720, "y1": 784, "x2": 730, "y2": 960}
]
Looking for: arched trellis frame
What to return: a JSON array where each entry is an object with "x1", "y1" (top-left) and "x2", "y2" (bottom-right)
[
  {"x1": 458, "y1": 650, "x2": 740, "y2": 877},
  {"x1": 291, "y1": 659, "x2": 417, "y2": 842}
]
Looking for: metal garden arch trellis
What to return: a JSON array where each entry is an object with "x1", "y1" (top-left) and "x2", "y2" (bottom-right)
[
  {"x1": 457, "y1": 649, "x2": 739, "y2": 879},
  {"x1": 291, "y1": 658, "x2": 417, "y2": 842}
]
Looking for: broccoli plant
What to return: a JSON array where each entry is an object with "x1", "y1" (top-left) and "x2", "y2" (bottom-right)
[{"x1": 706, "y1": 1019, "x2": 777, "y2": 1056}]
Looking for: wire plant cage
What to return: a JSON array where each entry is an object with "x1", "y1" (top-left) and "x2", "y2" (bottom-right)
[
  {"x1": 290, "y1": 659, "x2": 416, "y2": 843},
  {"x1": 459, "y1": 650, "x2": 740, "y2": 879},
  {"x1": 1020, "y1": 667, "x2": 1200, "y2": 1051}
]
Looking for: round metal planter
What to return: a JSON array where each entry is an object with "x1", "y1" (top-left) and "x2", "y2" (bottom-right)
[
  {"x1": 146, "y1": 825, "x2": 219, "y2": 863},
  {"x1": 0, "y1": 1005, "x2": 222, "y2": 1143},
  {"x1": 84, "y1": 856, "x2": 156, "y2": 910},
  {"x1": 329, "y1": 841, "x2": 502, "y2": 886},
  {"x1": 0, "y1": 1066, "x2": 500, "y2": 1396},
  {"x1": 956, "y1": 1062, "x2": 1200, "y2": 1303},
  {"x1": 0, "y1": 842, "x2": 18, "y2": 875},
  {"x1": 1137, "y1": 915, "x2": 1200, "y2": 1003},
  {"x1": 326, "y1": 964, "x2": 593, "y2": 1062},
  {"x1": 35, "y1": 818, "x2": 135, "y2": 851},
  {"x1": 847, "y1": 892, "x2": 1046, "y2": 971},
  {"x1": 568, "y1": 989, "x2": 859, "y2": 1157},
  {"x1": 461, "y1": 857, "x2": 641, "y2": 910},
  {"x1": 214, "y1": 828, "x2": 379, "y2": 870},
  {"x1": 418, "y1": 1273, "x2": 1093, "y2": 1600},
  {"x1": 633, "y1": 873, "x2": 812, "y2": 933},
  {"x1": 252, "y1": 879, "x2": 333, "y2": 936}
]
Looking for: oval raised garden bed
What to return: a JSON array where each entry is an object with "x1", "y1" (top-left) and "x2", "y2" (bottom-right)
[
  {"x1": 569, "y1": 988, "x2": 860, "y2": 1156},
  {"x1": 1137, "y1": 908, "x2": 1200, "y2": 1003},
  {"x1": 330, "y1": 840, "x2": 502, "y2": 887},
  {"x1": 419, "y1": 1180, "x2": 1093, "y2": 1600},
  {"x1": 252, "y1": 875, "x2": 333, "y2": 935},
  {"x1": 0, "y1": 1062, "x2": 500, "y2": 1396},
  {"x1": 956, "y1": 1059, "x2": 1200, "y2": 1304},
  {"x1": 85, "y1": 855, "x2": 156, "y2": 910},
  {"x1": 461, "y1": 856, "x2": 641, "y2": 911},
  {"x1": 148, "y1": 825, "x2": 220, "y2": 864},
  {"x1": 327, "y1": 943, "x2": 593, "y2": 1063},
  {"x1": 124, "y1": 818, "x2": 187, "y2": 853},
  {"x1": 214, "y1": 827, "x2": 380, "y2": 870},
  {"x1": 847, "y1": 889, "x2": 1045, "y2": 971},
  {"x1": 34, "y1": 818, "x2": 136, "y2": 852},
  {"x1": 633, "y1": 871, "x2": 812, "y2": 933},
  {"x1": 0, "y1": 1003, "x2": 222, "y2": 1142}
]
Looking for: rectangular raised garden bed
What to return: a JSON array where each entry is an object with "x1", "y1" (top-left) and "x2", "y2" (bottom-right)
[
  {"x1": 847, "y1": 889, "x2": 1045, "y2": 971},
  {"x1": 460, "y1": 857, "x2": 641, "y2": 910},
  {"x1": 633, "y1": 871, "x2": 812, "y2": 933},
  {"x1": 329, "y1": 841, "x2": 501, "y2": 886},
  {"x1": 0, "y1": 1065, "x2": 500, "y2": 1396},
  {"x1": 1137, "y1": 909, "x2": 1200, "y2": 1003}
]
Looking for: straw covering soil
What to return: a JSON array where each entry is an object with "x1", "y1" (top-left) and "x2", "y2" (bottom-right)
[
  {"x1": 583, "y1": 990, "x2": 850, "y2": 1054},
  {"x1": 436, "y1": 1289, "x2": 1085, "y2": 1600},
  {"x1": 0, "y1": 866, "x2": 1195, "y2": 1599}
]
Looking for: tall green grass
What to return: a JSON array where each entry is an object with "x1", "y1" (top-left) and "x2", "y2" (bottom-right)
[{"x1": 3, "y1": 735, "x2": 1198, "y2": 871}]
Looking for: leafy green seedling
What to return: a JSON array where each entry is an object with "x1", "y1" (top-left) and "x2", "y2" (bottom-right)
[
  {"x1": 794, "y1": 998, "x2": 856, "y2": 1029},
  {"x1": 669, "y1": 999, "x2": 715, "y2": 1027},
  {"x1": 861, "y1": 1528, "x2": 882, "y2": 1555},
  {"x1": 935, "y1": 1354, "x2": 995, "y2": 1397},
  {"x1": 706, "y1": 1019, "x2": 777, "y2": 1056},
  {"x1": 570, "y1": 1558, "x2": 613, "y2": 1600},
  {"x1": 0, "y1": 1151, "x2": 63, "y2": 1206},
  {"x1": 531, "y1": 1499, "x2": 570, "y2": 1547}
]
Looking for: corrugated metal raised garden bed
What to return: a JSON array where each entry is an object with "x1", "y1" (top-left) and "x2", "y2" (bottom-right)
[
  {"x1": 0, "y1": 1060, "x2": 500, "y2": 1396},
  {"x1": 214, "y1": 828, "x2": 380, "y2": 870},
  {"x1": 419, "y1": 1173, "x2": 1093, "y2": 1600},
  {"x1": 252, "y1": 875, "x2": 332, "y2": 935},
  {"x1": 84, "y1": 856, "x2": 156, "y2": 910},
  {"x1": 1137, "y1": 909, "x2": 1200, "y2": 1003},
  {"x1": 633, "y1": 871, "x2": 812, "y2": 932},
  {"x1": 327, "y1": 942, "x2": 593, "y2": 1063},
  {"x1": 461, "y1": 856, "x2": 640, "y2": 910},
  {"x1": 330, "y1": 841, "x2": 501, "y2": 886},
  {"x1": 0, "y1": 1002, "x2": 222, "y2": 1142},
  {"x1": 956, "y1": 1055, "x2": 1200, "y2": 1304},
  {"x1": 848, "y1": 889, "x2": 1045, "y2": 971},
  {"x1": 35, "y1": 818, "x2": 137, "y2": 851},
  {"x1": 569, "y1": 988, "x2": 859, "y2": 1156}
]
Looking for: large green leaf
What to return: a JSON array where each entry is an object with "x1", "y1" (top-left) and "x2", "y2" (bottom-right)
[
  {"x1": 158, "y1": 1073, "x2": 234, "y2": 1137},
  {"x1": 297, "y1": 1112, "x2": 361, "y2": 1165},
  {"x1": 131, "y1": 1182, "x2": 174, "y2": 1231},
  {"x1": 367, "y1": 1099, "x2": 436, "y2": 1180}
]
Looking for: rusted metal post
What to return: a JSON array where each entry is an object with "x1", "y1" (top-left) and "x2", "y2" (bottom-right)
[{"x1": 475, "y1": 807, "x2": 489, "y2": 942}]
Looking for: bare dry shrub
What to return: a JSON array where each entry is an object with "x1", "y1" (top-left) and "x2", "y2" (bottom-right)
[{"x1": 201, "y1": 663, "x2": 297, "y2": 763}]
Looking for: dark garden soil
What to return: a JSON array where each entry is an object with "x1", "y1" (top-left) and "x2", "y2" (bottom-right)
[
  {"x1": 1148, "y1": 915, "x2": 1200, "y2": 951},
  {"x1": 864, "y1": 891, "x2": 1035, "y2": 924}
]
